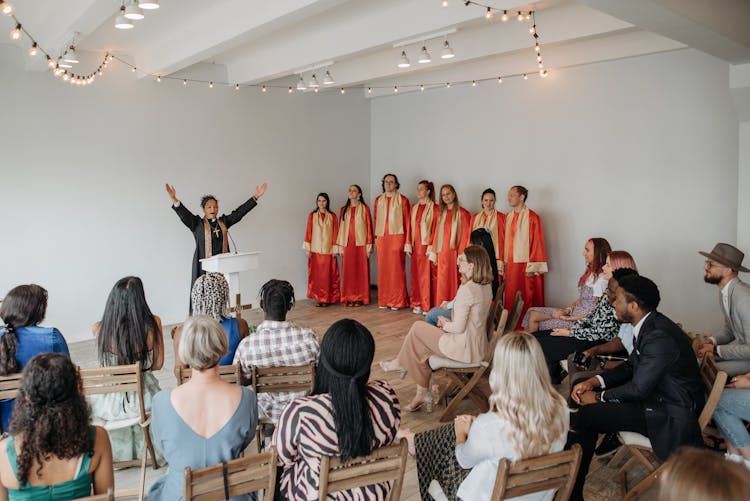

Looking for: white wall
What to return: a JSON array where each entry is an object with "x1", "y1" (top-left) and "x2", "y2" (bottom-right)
[
  {"x1": 371, "y1": 49, "x2": 738, "y2": 332},
  {"x1": 0, "y1": 45, "x2": 371, "y2": 343},
  {"x1": 738, "y1": 122, "x2": 750, "y2": 251}
]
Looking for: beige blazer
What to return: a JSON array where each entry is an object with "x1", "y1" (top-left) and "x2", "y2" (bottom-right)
[{"x1": 438, "y1": 281, "x2": 493, "y2": 363}]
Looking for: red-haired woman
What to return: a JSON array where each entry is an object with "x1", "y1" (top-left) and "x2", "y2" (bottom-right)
[
  {"x1": 336, "y1": 185, "x2": 373, "y2": 306},
  {"x1": 408, "y1": 181, "x2": 439, "y2": 315},
  {"x1": 303, "y1": 193, "x2": 341, "y2": 306}
]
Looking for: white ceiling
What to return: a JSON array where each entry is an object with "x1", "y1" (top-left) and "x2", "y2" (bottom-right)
[{"x1": 4, "y1": 0, "x2": 750, "y2": 96}]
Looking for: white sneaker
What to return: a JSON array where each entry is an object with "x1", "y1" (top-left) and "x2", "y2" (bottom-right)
[
  {"x1": 412, "y1": 307, "x2": 423, "y2": 315},
  {"x1": 390, "y1": 307, "x2": 399, "y2": 311},
  {"x1": 378, "y1": 305, "x2": 388, "y2": 310}
]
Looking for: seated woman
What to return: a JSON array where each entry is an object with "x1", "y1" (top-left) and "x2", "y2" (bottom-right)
[
  {"x1": 0, "y1": 284, "x2": 69, "y2": 431},
  {"x1": 275, "y1": 319, "x2": 400, "y2": 500},
  {"x1": 659, "y1": 447, "x2": 750, "y2": 501},
  {"x1": 0, "y1": 353, "x2": 114, "y2": 500},
  {"x1": 149, "y1": 315, "x2": 257, "y2": 500},
  {"x1": 381, "y1": 245, "x2": 493, "y2": 411},
  {"x1": 172, "y1": 272, "x2": 250, "y2": 371},
  {"x1": 523, "y1": 238, "x2": 611, "y2": 331},
  {"x1": 414, "y1": 332, "x2": 568, "y2": 501},
  {"x1": 89, "y1": 276, "x2": 163, "y2": 463},
  {"x1": 713, "y1": 371, "x2": 750, "y2": 469}
]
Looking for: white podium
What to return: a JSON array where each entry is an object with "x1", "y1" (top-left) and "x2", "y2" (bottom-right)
[{"x1": 200, "y1": 251, "x2": 260, "y2": 319}]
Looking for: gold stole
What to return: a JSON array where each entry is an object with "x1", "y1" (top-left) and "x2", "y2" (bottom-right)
[
  {"x1": 411, "y1": 202, "x2": 435, "y2": 245},
  {"x1": 374, "y1": 193, "x2": 404, "y2": 237},
  {"x1": 309, "y1": 212, "x2": 334, "y2": 254},
  {"x1": 436, "y1": 207, "x2": 461, "y2": 251},
  {"x1": 337, "y1": 202, "x2": 368, "y2": 247},
  {"x1": 473, "y1": 211, "x2": 500, "y2": 261},
  {"x1": 203, "y1": 218, "x2": 229, "y2": 258},
  {"x1": 505, "y1": 207, "x2": 530, "y2": 263}
]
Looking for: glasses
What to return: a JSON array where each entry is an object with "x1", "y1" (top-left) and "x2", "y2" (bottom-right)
[{"x1": 705, "y1": 260, "x2": 725, "y2": 269}]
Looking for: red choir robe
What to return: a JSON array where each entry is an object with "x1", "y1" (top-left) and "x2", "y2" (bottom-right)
[
  {"x1": 303, "y1": 210, "x2": 341, "y2": 304},
  {"x1": 336, "y1": 202, "x2": 373, "y2": 304},
  {"x1": 469, "y1": 210, "x2": 506, "y2": 279},
  {"x1": 428, "y1": 206, "x2": 471, "y2": 305},
  {"x1": 503, "y1": 207, "x2": 548, "y2": 329},
  {"x1": 374, "y1": 192, "x2": 411, "y2": 308},
  {"x1": 407, "y1": 201, "x2": 438, "y2": 311}
]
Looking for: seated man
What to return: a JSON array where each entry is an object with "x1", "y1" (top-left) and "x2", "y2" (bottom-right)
[
  {"x1": 567, "y1": 275, "x2": 704, "y2": 501},
  {"x1": 233, "y1": 279, "x2": 319, "y2": 421},
  {"x1": 695, "y1": 243, "x2": 750, "y2": 376}
]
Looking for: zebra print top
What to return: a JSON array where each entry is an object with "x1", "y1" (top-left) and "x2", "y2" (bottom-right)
[{"x1": 275, "y1": 379, "x2": 401, "y2": 500}]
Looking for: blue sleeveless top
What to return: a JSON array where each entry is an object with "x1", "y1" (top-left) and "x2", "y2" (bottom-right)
[
  {"x1": 5, "y1": 427, "x2": 96, "y2": 501},
  {"x1": 219, "y1": 317, "x2": 241, "y2": 365}
]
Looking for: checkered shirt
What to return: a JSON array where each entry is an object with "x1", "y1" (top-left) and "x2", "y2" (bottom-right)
[{"x1": 233, "y1": 320, "x2": 319, "y2": 421}]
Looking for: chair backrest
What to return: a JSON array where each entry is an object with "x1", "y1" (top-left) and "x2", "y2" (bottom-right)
[
  {"x1": 318, "y1": 439, "x2": 408, "y2": 501},
  {"x1": 491, "y1": 444, "x2": 582, "y2": 501},
  {"x1": 486, "y1": 300, "x2": 502, "y2": 338},
  {"x1": 0, "y1": 372, "x2": 23, "y2": 400},
  {"x1": 184, "y1": 449, "x2": 277, "y2": 501},
  {"x1": 79, "y1": 362, "x2": 146, "y2": 423},
  {"x1": 251, "y1": 362, "x2": 316, "y2": 396},
  {"x1": 74, "y1": 487, "x2": 114, "y2": 500},
  {"x1": 698, "y1": 354, "x2": 728, "y2": 431},
  {"x1": 177, "y1": 364, "x2": 242, "y2": 386},
  {"x1": 505, "y1": 291, "x2": 524, "y2": 334},
  {"x1": 483, "y1": 309, "x2": 509, "y2": 364},
  {"x1": 496, "y1": 280, "x2": 506, "y2": 310}
]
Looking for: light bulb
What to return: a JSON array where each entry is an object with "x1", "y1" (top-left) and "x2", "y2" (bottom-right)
[
  {"x1": 517, "y1": 11, "x2": 523, "y2": 21},
  {"x1": 314, "y1": 87, "x2": 319, "y2": 93},
  {"x1": 0, "y1": 1, "x2": 13, "y2": 16},
  {"x1": 497, "y1": 76, "x2": 502, "y2": 84},
  {"x1": 131, "y1": 67, "x2": 136, "y2": 72},
  {"x1": 288, "y1": 86, "x2": 293, "y2": 93},
  {"x1": 538, "y1": 62, "x2": 543, "y2": 68},
  {"x1": 261, "y1": 85, "x2": 267, "y2": 92},
  {"x1": 446, "y1": 82, "x2": 451, "y2": 88},
  {"x1": 540, "y1": 69, "x2": 548, "y2": 78},
  {"x1": 156, "y1": 75, "x2": 161, "y2": 82},
  {"x1": 442, "y1": 0, "x2": 447, "y2": 6},
  {"x1": 537, "y1": 55, "x2": 542, "y2": 62},
  {"x1": 420, "y1": 84, "x2": 425, "y2": 91},
  {"x1": 394, "y1": 85, "x2": 398, "y2": 93},
  {"x1": 47, "y1": 57, "x2": 55, "y2": 68},
  {"x1": 501, "y1": 10, "x2": 508, "y2": 21},
  {"x1": 472, "y1": 80, "x2": 477, "y2": 87},
  {"x1": 526, "y1": 12, "x2": 532, "y2": 20},
  {"x1": 98, "y1": 69, "x2": 102, "y2": 76},
  {"x1": 183, "y1": 79, "x2": 187, "y2": 86},
  {"x1": 535, "y1": 44, "x2": 540, "y2": 53},
  {"x1": 485, "y1": 7, "x2": 492, "y2": 19},
  {"x1": 209, "y1": 82, "x2": 213, "y2": 88},
  {"x1": 529, "y1": 25, "x2": 536, "y2": 34},
  {"x1": 62, "y1": 72, "x2": 70, "y2": 81},
  {"x1": 235, "y1": 84, "x2": 239, "y2": 90},
  {"x1": 10, "y1": 24, "x2": 21, "y2": 41},
  {"x1": 523, "y1": 74, "x2": 528, "y2": 80},
  {"x1": 28, "y1": 43, "x2": 38, "y2": 57},
  {"x1": 340, "y1": 88, "x2": 345, "y2": 94},
  {"x1": 367, "y1": 87, "x2": 372, "y2": 94}
]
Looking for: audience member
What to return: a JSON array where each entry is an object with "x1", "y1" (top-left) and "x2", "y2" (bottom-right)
[
  {"x1": 381, "y1": 245, "x2": 493, "y2": 411},
  {"x1": 274, "y1": 319, "x2": 400, "y2": 500},
  {"x1": 694, "y1": 243, "x2": 750, "y2": 376},
  {"x1": 172, "y1": 272, "x2": 249, "y2": 370},
  {"x1": 0, "y1": 284, "x2": 69, "y2": 432},
  {"x1": 374, "y1": 174, "x2": 411, "y2": 310},
  {"x1": 524, "y1": 238, "x2": 611, "y2": 331},
  {"x1": 233, "y1": 279, "x2": 319, "y2": 421},
  {"x1": 0, "y1": 353, "x2": 114, "y2": 499},
  {"x1": 89, "y1": 276, "x2": 163, "y2": 463},
  {"x1": 149, "y1": 315, "x2": 257, "y2": 500},
  {"x1": 408, "y1": 180, "x2": 438, "y2": 315},
  {"x1": 713, "y1": 370, "x2": 750, "y2": 468},
  {"x1": 469, "y1": 188, "x2": 505, "y2": 282},
  {"x1": 336, "y1": 184, "x2": 373, "y2": 306},
  {"x1": 567, "y1": 275, "x2": 704, "y2": 501},
  {"x1": 658, "y1": 447, "x2": 750, "y2": 501}
]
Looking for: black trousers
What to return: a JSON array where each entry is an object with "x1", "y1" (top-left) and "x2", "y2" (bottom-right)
[
  {"x1": 567, "y1": 402, "x2": 648, "y2": 501},
  {"x1": 532, "y1": 331, "x2": 602, "y2": 382}
]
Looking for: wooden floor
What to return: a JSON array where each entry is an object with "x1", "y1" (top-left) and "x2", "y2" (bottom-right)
[{"x1": 68, "y1": 296, "x2": 657, "y2": 500}]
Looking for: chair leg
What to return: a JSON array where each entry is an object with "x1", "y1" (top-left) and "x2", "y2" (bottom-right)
[
  {"x1": 439, "y1": 368, "x2": 487, "y2": 422},
  {"x1": 143, "y1": 424, "x2": 159, "y2": 470},
  {"x1": 138, "y1": 442, "x2": 148, "y2": 501},
  {"x1": 623, "y1": 462, "x2": 667, "y2": 501}
]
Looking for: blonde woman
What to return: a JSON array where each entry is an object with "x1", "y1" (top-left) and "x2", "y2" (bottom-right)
[{"x1": 381, "y1": 245, "x2": 493, "y2": 411}]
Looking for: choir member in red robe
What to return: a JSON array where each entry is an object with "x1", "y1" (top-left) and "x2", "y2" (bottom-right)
[
  {"x1": 427, "y1": 184, "x2": 471, "y2": 305},
  {"x1": 335, "y1": 185, "x2": 373, "y2": 306},
  {"x1": 503, "y1": 185, "x2": 548, "y2": 328},
  {"x1": 374, "y1": 174, "x2": 411, "y2": 310},
  {"x1": 407, "y1": 180, "x2": 438, "y2": 315},
  {"x1": 469, "y1": 188, "x2": 506, "y2": 283},
  {"x1": 303, "y1": 193, "x2": 341, "y2": 306}
]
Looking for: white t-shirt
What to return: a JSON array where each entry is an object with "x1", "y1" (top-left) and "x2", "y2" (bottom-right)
[{"x1": 590, "y1": 273, "x2": 608, "y2": 298}]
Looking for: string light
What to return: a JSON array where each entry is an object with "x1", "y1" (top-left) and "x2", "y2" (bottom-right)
[
  {"x1": 501, "y1": 10, "x2": 508, "y2": 22},
  {"x1": 46, "y1": 56, "x2": 55, "y2": 68},
  {"x1": 183, "y1": 79, "x2": 187, "y2": 86},
  {"x1": 10, "y1": 23, "x2": 21, "y2": 40},
  {"x1": 288, "y1": 86, "x2": 293, "y2": 93},
  {"x1": 368, "y1": 87, "x2": 372, "y2": 94},
  {"x1": 523, "y1": 74, "x2": 528, "y2": 80},
  {"x1": 540, "y1": 69, "x2": 548, "y2": 78},
  {"x1": 472, "y1": 80, "x2": 477, "y2": 87},
  {"x1": 0, "y1": 1, "x2": 13, "y2": 16},
  {"x1": 340, "y1": 88, "x2": 345, "y2": 94},
  {"x1": 485, "y1": 7, "x2": 492, "y2": 19},
  {"x1": 420, "y1": 84, "x2": 425, "y2": 91},
  {"x1": 446, "y1": 82, "x2": 451, "y2": 88},
  {"x1": 497, "y1": 76, "x2": 502, "y2": 84},
  {"x1": 517, "y1": 11, "x2": 524, "y2": 21},
  {"x1": 261, "y1": 85, "x2": 267, "y2": 92},
  {"x1": 235, "y1": 83, "x2": 239, "y2": 90},
  {"x1": 442, "y1": 0, "x2": 448, "y2": 6},
  {"x1": 209, "y1": 81, "x2": 213, "y2": 88},
  {"x1": 530, "y1": 25, "x2": 536, "y2": 34},
  {"x1": 28, "y1": 42, "x2": 38, "y2": 56},
  {"x1": 156, "y1": 75, "x2": 161, "y2": 82}
]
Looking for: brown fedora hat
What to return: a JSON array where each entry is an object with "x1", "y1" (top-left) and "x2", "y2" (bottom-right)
[{"x1": 699, "y1": 243, "x2": 749, "y2": 272}]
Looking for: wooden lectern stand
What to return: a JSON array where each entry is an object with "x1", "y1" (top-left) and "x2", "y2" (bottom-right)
[{"x1": 200, "y1": 251, "x2": 260, "y2": 321}]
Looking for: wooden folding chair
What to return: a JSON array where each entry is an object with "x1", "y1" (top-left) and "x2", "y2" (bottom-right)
[
  {"x1": 184, "y1": 449, "x2": 277, "y2": 501},
  {"x1": 616, "y1": 354, "x2": 728, "y2": 500},
  {"x1": 176, "y1": 364, "x2": 242, "y2": 386},
  {"x1": 73, "y1": 488, "x2": 114, "y2": 500},
  {"x1": 318, "y1": 439, "x2": 408, "y2": 501},
  {"x1": 80, "y1": 362, "x2": 157, "y2": 501},
  {"x1": 429, "y1": 309, "x2": 509, "y2": 422},
  {"x1": 505, "y1": 290, "x2": 524, "y2": 334},
  {"x1": 250, "y1": 363, "x2": 316, "y2": 452},
  {"x1": 0, "y1": 371, "x2": 23, "y2": 432},
  {"x1": 490, "y1": 444, "x2": 582, "y2": 500}
]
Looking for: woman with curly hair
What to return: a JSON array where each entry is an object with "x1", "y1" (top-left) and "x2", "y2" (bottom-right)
[
  {"x1": 0, "y1": 353, "x2": 113, "y2": 499},
  {"x1": 0, "y1": 284, "x2": 69, "y2": 431}
]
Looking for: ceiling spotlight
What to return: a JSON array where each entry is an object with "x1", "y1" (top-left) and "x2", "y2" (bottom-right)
[
  {"x1": 308, "y1": 74, "x2": 320, "y2": 88},
  {"x1": 485, "y1": 7, "x2": 492, "y2": 19},
  {"x1": 63, "y1": 47, "x2": 79, "y2": 64},
  {"x1": 501, "y1": 10, "x2": 508, "y2": 22},
  {"x1": 28, "y1": 43, "x2": 38, "y2": 57},
  {"x1": 58, "y1": 57, "x2": 72, "y2": 69},
  {"x1": 10, "y1": 23, "x2": 21, "y2": 41},
  {"x1": 0, "y1": 1, "x2": 12, "y2": 16},
  {"x1": 138, "y1": 0, "x2": 159, "y2": 9},
  {"x1": 323, "y1": 70, "x2": 335, "y2": 85},
  {"x1": 296, "y1": 76, "x2": 307, "y2": 90},
  {"x1": 397, "y1": 50, "x2": 410, "y2": 68},
  {"x1": 115, "y1": 6, "x2": 134, "y2": 29},
  {"x1": 418, "y1": 46, "x2": 431, "y2": 64},
  {"x1": 440, "y1": 40, "x2": 455, "y2": 59},
  {"x1": 124, "y1": 0, "x2": 144, "y2": 20}
]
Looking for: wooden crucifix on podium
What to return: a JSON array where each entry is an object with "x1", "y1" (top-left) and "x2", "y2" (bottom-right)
[{"x1": 200, "y1": 251, "x2": 260, "y2": 321}]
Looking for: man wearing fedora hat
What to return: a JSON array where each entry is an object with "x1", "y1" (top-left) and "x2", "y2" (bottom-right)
[{"x1": 695, "y1": 242, "x2": 750, "y2": 376}]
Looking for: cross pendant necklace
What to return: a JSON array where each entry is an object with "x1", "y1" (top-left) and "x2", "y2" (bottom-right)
[{"x1": 213, "y1": 226, "x2": 221, "y2": 238}]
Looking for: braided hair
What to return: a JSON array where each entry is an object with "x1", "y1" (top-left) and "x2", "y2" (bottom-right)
[
  {"x1": 258, "y1": 279, "x2": 295, "y2": 321},
  {"x1": 191, "y1": 273, "x2": 230, "y2": 321},
  {"x1": 0, "y1": 284, "x2": 48, "y2": 375}
]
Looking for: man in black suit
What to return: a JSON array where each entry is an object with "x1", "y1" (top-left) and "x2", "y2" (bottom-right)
[{"x1": 567, "y1": 275, "x2": 704, "y2": 500}]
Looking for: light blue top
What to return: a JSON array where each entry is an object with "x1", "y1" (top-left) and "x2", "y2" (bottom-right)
[
  {"x1": 147, "y1": 387, "x2": 257, "y2": 501},
  {"x1": 618, "y1": 323, "x2": 635, "y2": 354}
]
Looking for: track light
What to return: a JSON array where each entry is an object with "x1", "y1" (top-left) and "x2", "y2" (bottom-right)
[
  {"x1": 28, "y1": 42, "x2": 38, "y2": 57},
  {"x1": 124, "y1": 0, "x2": 144, "y2": 20},
  {"x1": 440, "y1": 40, "x2": 455, "y2": 59},
  {"x1": 115, "y1": 6, "x2": 134, "y2": 29},
  {"x1": 138, "y1": 0, "x2": 159, "y2": 9},
  {"x1": 323, "y1": 70, "x2": 335, "y2": 85},
  {"x1": 58, "y1": 57, "x2": 72, "y2": 69},
  {"x1": 296, "y1": 76, "x2": 307, "y2": 91},
  {"x1": 308, "y1": 74, "x2": 320, "y2": 88},
  {"x1": 63, "y1": 47, "x2": 79, "y2": 64},
  {"x1": 0, "y1": 1, "x2": 12, "y2": 16},
  {"x1": 418, "y1": 46, "x2": 431, "y2": 64},
  {"x1": 397, "y1": 50, "x2": 410, "y2": 68}
]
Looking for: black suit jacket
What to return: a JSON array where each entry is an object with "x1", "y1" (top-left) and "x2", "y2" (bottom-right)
[{"x1": 602, "y1": 311, "x2": 704, "y2": 459}]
